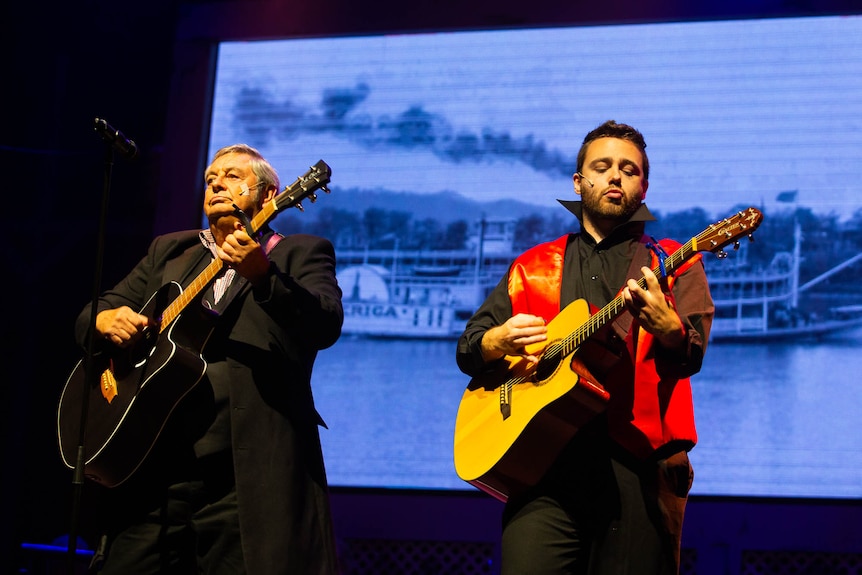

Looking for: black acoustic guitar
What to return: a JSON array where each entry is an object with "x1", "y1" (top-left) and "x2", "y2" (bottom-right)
[{"x1": 57, "y1": 160, "x2": 331, "y2": 487}]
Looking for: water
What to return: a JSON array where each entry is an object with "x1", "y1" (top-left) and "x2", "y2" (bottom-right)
[
  {"x1": 312, "y1": 329, "x2": 862, "y2": 499},
  {"x1": 689, "y1": 331, "x2": 862, "y2": 498}
]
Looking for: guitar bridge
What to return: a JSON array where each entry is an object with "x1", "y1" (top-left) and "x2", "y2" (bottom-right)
[
  {"x1": 101, "y1": 365, "x2": 118, "y2": 404},
  {"x1": 499, "y1": 384, "x2": 512, "y2": 420}
]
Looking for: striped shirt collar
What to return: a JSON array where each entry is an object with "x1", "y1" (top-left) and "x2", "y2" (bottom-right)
[{"x1": 199, "y1": 229, "x2": 219, "y2": 257}]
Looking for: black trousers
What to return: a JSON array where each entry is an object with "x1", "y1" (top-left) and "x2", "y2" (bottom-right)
[
  {"x1": 92, "y1": 479, "x2": 243, "y2": 575},
  {"x1": 90, "y1": 449, "x2": 244, "y2": 575},
  {"x1": 500, "y1": 424, "x2": 693, "y2": 575}
]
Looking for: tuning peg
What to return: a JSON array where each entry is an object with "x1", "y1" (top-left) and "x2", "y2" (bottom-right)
[
  {"x1": 748, "y1": 233, "x2": 755, "y2": 242},
  {"x1": 733, "y1": 241, "x2": 740, "y2": 251},
  {"x1": 716, "y1": 250, "x2": 728, "y2": 259},
  {"x1": 309, "y1": 193, "x2": 318, "y2": 203},
  {"x1": 295, "y1": 203, "x2": 305, "y2": 212},
  {"x1": 321, "y1": 185, "x2": 331, "y2": 194}
]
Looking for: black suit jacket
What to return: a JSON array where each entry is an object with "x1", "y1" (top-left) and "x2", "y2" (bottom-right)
[{"x1": 75, "y1": 229, "x2": 343, "y2": 574}]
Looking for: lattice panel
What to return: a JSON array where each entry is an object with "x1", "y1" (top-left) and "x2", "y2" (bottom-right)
[
  {"x1": 741, "y1": 550, "x2": 862, "y2": 575},
  {"x1": 340, "y1": 539, "x2": 495, "y2": 575}
]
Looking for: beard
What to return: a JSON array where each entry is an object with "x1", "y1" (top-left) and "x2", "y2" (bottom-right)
[{"x1": 581, "y1": 189, "x2": 642, "y2": 223}]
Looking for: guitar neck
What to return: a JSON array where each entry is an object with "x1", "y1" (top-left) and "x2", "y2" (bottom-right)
[
  {"x1": 248, "y1": 197, "x2": 282, "y2": 236},
  {"x1": 158, "y1": 188, "x2": 285, "y2": 331},
  {"x1": 154, "y1": 196, "x2": 292, "y2": 333},
  {"x1": 560, "y1": 238, "x2": 698, "y2": 355},
  {"x1": 155, "y1": 203, "x2": 279, "y2": 332},
  {"x1": 158, "y1": 258, "x2": 224, "y2": 333}
]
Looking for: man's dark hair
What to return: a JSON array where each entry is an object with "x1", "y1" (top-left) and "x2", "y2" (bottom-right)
[{"x1": 576, "y1": 120, "x2": 650, "y2": 180}]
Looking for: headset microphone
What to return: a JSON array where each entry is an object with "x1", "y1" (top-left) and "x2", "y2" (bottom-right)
[
  {"x1": 576, "y1": 173, "x2": 594, "y2": 187},
  {"x1": 239, "y1": 182, "x2": 265, "y2": 196}
]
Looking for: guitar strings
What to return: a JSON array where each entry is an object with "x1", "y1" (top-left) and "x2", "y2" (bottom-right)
[{"x1": 501, "y1": 211, "x2": 755, "y2": 407}]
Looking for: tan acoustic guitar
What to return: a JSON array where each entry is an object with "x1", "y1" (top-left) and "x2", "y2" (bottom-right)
[{"x1": 454, "y1": 207, "x2": 764, "y2": 501}]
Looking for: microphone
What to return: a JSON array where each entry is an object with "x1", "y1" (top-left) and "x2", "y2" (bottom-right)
[
  {"x1": 239, "y1": 182, "x2": 265, "y2": 196},
  {"x1": 94, "y1": 118, "x2": 138, "y2": 159},
  {"x1": 576, "y1": 172, "x2": 594, "y2": 187}
]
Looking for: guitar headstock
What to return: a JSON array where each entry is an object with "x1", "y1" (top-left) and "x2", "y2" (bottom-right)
[
  {"x1": 694, "y1": 207, "x2": 763, "y2": 258},
  {"x1": 274, "y1": 159, "x2": 332, "y2": 212}
]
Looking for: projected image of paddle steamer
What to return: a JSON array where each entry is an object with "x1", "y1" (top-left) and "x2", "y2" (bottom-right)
[
  {"x1": 335, "y1": 213, "x2": 862, "y2": 342},
  {"x1": 707, "y1": 217, "x2": 862, "y2": 342},
  {"x1": 337, "y1": 219, "x2": 516, "y2": 338}
]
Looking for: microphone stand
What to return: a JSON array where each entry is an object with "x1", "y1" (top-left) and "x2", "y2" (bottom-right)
[{"x1": 66, "y1": 140, "x2": 116, "y2": 575}]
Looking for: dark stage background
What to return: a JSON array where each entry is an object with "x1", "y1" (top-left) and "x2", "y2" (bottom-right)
[{"x1": 4, "y1": 1, "x2": 861, "y2": 574}]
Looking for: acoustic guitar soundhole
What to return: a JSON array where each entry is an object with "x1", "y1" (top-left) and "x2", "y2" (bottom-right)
[{"x1": 533, "y1": 342, "x2": 564, "y2": 382}]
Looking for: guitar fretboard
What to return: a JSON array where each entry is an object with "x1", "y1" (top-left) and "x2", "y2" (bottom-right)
[
  {"x1": 551, "y1": 239, "x2": 698, "y2": 361},
  {"x1": 158, "y1": 259, "x2": 224, "y2": 333}
]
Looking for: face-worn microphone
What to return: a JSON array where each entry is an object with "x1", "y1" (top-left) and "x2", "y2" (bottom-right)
[
  {"x1": 239, "y1": 182, "x2": 265, "y2": 196},
  {"x1": 576, "y1": 172, "x2": 594, "y2": 187}
]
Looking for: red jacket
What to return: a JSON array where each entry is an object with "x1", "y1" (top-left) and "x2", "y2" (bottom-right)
[{"x1": 507, "y1": 234, "x2": 706, "y2": 458}]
